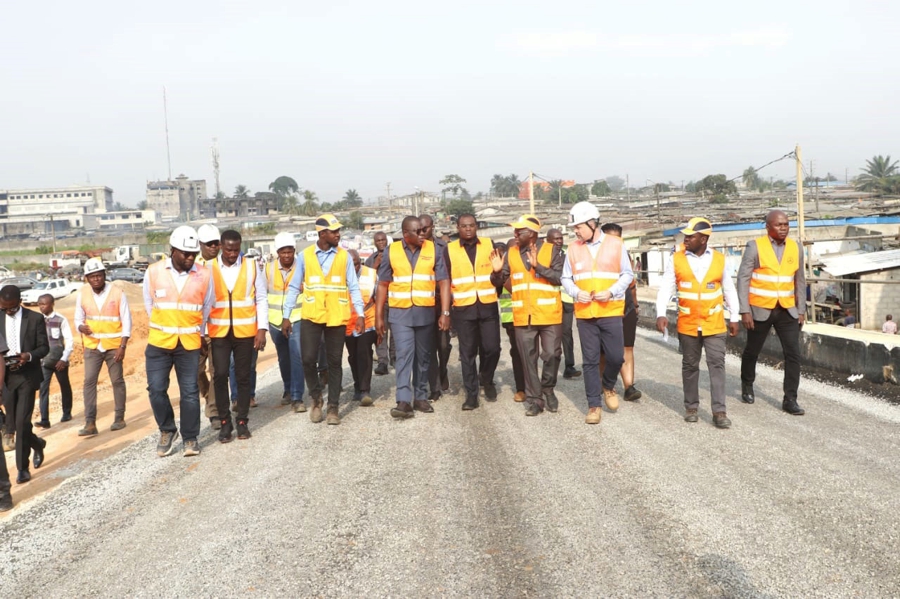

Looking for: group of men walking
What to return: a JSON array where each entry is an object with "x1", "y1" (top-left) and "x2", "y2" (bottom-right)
[{"x1": 1, "y1": 204, "x2": 808, "y2": 512}]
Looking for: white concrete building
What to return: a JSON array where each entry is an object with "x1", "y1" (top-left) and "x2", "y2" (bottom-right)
[
  {"x1": 146, "y1": 175, "x2": 207, "y2": 219},
  {"x1": 0, "y1": 185, "x2": 114, "y2": 236},
  {"x1": 84, "y1": 209, "x2": 159, "y2": 231}
]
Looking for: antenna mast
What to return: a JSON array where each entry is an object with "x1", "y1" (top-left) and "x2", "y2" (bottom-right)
[{"x1": 211, "y1": 137, "x2": 221, "y2": 198}]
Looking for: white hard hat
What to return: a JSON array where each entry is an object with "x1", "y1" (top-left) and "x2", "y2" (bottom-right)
[
  {"x1": 169, "y1": 226, "x2": 201, "y2": 252},
  {"x1": 84, "y1": 257, "x2": 106, "y2": 275},
  {"x1": 197, "y1": 224, "x2": 221, "y2": 244},
  {"x1": 274, "y1": 232, "x2": 296, "y2": 251},
  {"x1": 569, "y1": 201, "x2": 601, "y2": 226}
]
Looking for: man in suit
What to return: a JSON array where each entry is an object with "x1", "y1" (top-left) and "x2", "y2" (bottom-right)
[
  {"x1": 737, "y1": 210, "x2": 807, "y2": 415},
  {"x1": 0, "y1": 284, "x2": 50, "y2": 484},
  {"x1": 0, "y1": 331, "x2": 13, "y2": 510}
]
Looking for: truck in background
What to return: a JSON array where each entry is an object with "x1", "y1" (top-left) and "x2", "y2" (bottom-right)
[{"x1": 108, "y1": 245, "x2": 167, "y2": 270}]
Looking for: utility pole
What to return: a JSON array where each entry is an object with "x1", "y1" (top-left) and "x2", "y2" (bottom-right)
[
  {"x1": 529, "y1": 171, "x2": 535, "y2": 215},
  {"x1": 558, "y1": 183, "x2": 562, "y2": 209},
  {"x1": 795, "y1": 144, "x2": 811, "y2": 322},
  {"x1": 655, "y1": 184, "x2": 661, "y2": 228}
]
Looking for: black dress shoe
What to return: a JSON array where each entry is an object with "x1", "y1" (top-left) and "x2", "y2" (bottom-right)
[
  {"x1": 525, "y1": 405, "x2": 543, "y2": 417},
  {"x1": 17, "y1": 470, "x2": 31, "y2": 484},
  {"x1": 374, "y1": 363, "x2": 389, "y2": 376},
  {"x1": 0, "y1": 493, "x2": 13, "y2": 512},
  {"x1": 413, "y1": 399, "x2": 434, "y2": 413},
  {"x1": 741, "y1": 383, "x2": 755, "y2": 404},
  {"x1": 34, "y1": 420, "x2": 51, "y2": 430},
  {"x1": 60, "y1": 413, "x2": 73, "y2": 423},
  {"x1": 33, "y1": 439, "x2": 46, "y2": 469},
  {"x1": 428, "y1": 390, "x2": 442, "y2": 401},
  {"x1": 483, "y1": 384, "x2": 498, "y2": 402},
  {"x1": 563, "y1": 367, "x2": 582, "y2": 379},
  {"x1": 461, "y1": 399, "x2": 479, "y2": 411},
  {"x1": 783, "y1": 399, "x2": 805, "y2": 415}
]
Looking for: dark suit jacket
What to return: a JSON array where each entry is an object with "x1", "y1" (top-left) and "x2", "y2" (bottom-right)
[
  {"x1": 0, "y1": 307, "x2": 49, "y2": 390},
  {"x1": 736, "y1": 237, "x2": 806, "y2": 321}
]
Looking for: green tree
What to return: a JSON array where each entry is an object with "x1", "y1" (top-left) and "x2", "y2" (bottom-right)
[
  {"x1": 234, "y1": 184, "x2": 251, "y2": 199},
  {"x1": 444, "y1": 198, "x2": 474, "y2": 218},
  {"x1": 605, "y1": 175, "x2": 625, "y2": 192},
  {"x1": 269, "y1": 176, "x2": 300, "y2": 212},
  {"x1": 857, "y1": 155, "x2": 900, "y2": 195},
  {"x1": 742, "y1": 166, "x2": 760, "y2": 189},
  {"x1": 136, "y1": 200, "x2": 148, "y2": 210},
  {"x1": 345, "y1": 211, "x2": 365, "y2": 230},
  {"x1": 282, "y1": 194, "x2": 299, "y2": 215},
  {"x1": 343, "y1": 189, "x2": 362, "y2": 207},
  {"x1": 301, "y1": 190, "x2": 319, "y2": 216},
  {"x1": 696, "y1": 174, "x2": 737, "y2": 203},
  {"x1": 591, "y1": 180, "x2": 611, "y2": 196},
  {"x1": 113, "y1": 201, "x2": 127, "y2": 211},
  {"x1": 440, "y1": 174, "x2": 467, "y2": 198},
  {"x1": 319, "y1": 202, "x2": 332, "y2": 212},
  {"x1": 146, "y1": 231, "x2": 170, "y2": 244},
  {"x1": 685, "y1": 181, "x2": 697, "y2": 193}
]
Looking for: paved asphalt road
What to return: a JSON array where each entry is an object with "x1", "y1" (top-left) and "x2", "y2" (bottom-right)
[{"x1": 3, "y1": 328, "x2": 900, "y2": 597}]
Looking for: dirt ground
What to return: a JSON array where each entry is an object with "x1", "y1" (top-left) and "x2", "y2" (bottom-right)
[{"x1": 2, "y1": 280, "x2": 279, "y2": 510}]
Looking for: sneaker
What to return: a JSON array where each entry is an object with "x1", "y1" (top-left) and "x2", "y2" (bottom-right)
[
  {"x1": 183, "y1": 439, "x2": 201, "y2": 457},
  {"x1": 236, "y1": 419, "x2": 251, "y2": 439},
  {"x1": 585, "y1": 406, "x2": 602, "y2": 424},
  {"x1": 280, "y1": 392, "x2": 291, "y2": 406},
  {"x1": 360, "y1": 395, "x2": 374, "y2": 407},
  {"x1": 157, "y1": 430, "x2": 180, "y2": 457},
  {"x1": 684, "y1": 409, "x2": 699, "y2": 423},
  {"x1": 110, "y1": 419, "x2": 127, "y2": 431},
  {"x1": 218, "y1": 418, "x2": 234, "y2": 443},
  {"x1": 514, "y1": 391, "x2": 526, "y2": 403},
  {"x1": 326, "y1": 406, "x2": 341, "y2": 425},
  {"x1": 603, "y1": 388, "x2": 619, "y2": 412},
  {"x1": 623, "y1": 386, "x2": 642, "y2": 402},
  {"x1": 78, "y1": 422, "x2": 99, "y2": 437},
  {"x1": 713, "y1": 412, "x2": 732, "y2": 429},
  {"x1": 563, "y1": 367, "x2": 582, "y2": 379},
  {"x1": 292, "y1": 400, "x2": 307, "y2": 413}
]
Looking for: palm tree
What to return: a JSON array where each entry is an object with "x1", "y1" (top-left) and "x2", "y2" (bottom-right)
[
  {"x1": 301, "y1": 190, "x2": 319, "y2": 216},
  {"x1": 234, "y1": 184, "x2": 250, "y2": 199},
  {"x1": 742, "y1": 167, "x2": 760, "y2": 190},
  {"x1": 282, "y1": 194, "x2": 299, "y2": 215},
  {"x1": 857, "y1": 155, "x2": 900, "y2": 195},
  {"x1": 343, "y1": 189, "x2": 362, "y2": 207}
]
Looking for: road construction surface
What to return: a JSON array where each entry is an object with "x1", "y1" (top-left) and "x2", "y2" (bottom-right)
[{"x1": 2, "y1": 328, "x2": 899, "y2": 597}]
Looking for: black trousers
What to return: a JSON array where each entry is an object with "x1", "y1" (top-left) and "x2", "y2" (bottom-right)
[
  {"x1": 741, "y1": 306, "x2": 802, "y2": 402},
  {"x1": 5, "y1": 379, "x2": 42, "y2": 472},
  {"x1": 211, "y1": 333, "x2": 255, "y2": 421},
  {"x1": 562, "y1": 302, "x2": 576, "y2": 369},
  {"x1": 427, "y1": 315, "x2": 452, "y2": 396},
  {"x1": 503, "y1": 323, "x2": 526, "y2": 393},
  {"x1": 300, "y1": 320, "x2": 345, "y2": 406},
  {"x1": 345, "y1": 330, "x2": 377, "y2": 396},
  {"x1": 0, "y1": 435, "x2": 9, "y2": 494},
  {"x1": 40, "y1": 364, "x2": 73, "y2": 421},
  {"x1": 454, "y1": 315, "x2": 501, "y2": 402}
]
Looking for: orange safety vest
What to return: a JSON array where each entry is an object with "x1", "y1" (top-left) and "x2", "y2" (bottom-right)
[
  {"x1": 79, "y1": 284, "x2": 125, "y2": 351},
  {"x1": 388, "y1": 240, "x2": 436, "y2": 308},
  {"x1": 509, "y1": 242, "x2": 562, "y2": 326},
  {"x1": 208, "y1": 257, "x2": 259, "y2": 338},
  {"x1": 748, "y1": 236, "x2": 799, "y2": 310},
  {"x1": 266, "y1": 262, "x2": 303, "y2": 326},
  {"x1": 301, "y1": 245, "x2": 351, "y2": 326},
  {"x1": 448, "y1": 238, "x2": 497, "y2": 307},
  {"x1": 347, "y1": 265, "x2": 377, "y2": 335},
  {"x1": 567, "y1": 234, "x2": 626, "y2": 319},
  {"x1": 673, "y1": 250, "x2": 727, "y2": 337},
  {"x1": 146, "y1": 260, "x2": 211, "y2": 350}
]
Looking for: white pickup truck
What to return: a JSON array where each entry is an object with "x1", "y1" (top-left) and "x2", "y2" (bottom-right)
[{"x1": 21, "y1": 278, "x2": 81, "y2": 305}]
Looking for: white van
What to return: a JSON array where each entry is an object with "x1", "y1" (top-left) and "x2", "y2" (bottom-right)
[{"x1": 305, "y1": 231, "x2": 318, "y2": 242}]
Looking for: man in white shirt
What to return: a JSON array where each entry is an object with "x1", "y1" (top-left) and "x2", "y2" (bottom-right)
[
  {"x1": 35, "y1": 294, "x2": 74, "y2": 428},
  {"x1": 655, "y1": 218, "x2": 740, "y2": 428}
]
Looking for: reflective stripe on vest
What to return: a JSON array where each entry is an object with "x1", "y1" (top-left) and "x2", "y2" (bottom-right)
[
  {"x1": 80, "y1": 284, "x2": 124, "y2": 350},
  {"x1": 266, "y1": 262, "x2": 302, "y2": 326},
  {"x1": 147, "y1": 260, "x2": 211, "y2": 350},
  {"x1": 208, "y1": 258, "x2": 258, "y2": 338},
  {"x1": 388, "y1": 240, "x2": 436, "y2": 308},
  {"x1": 498, "y1": 289, "x2": 514, "y2": 324},
  {"x1": 347, "y1": 265, "x2": 377, "y2": 335},
  {"x1": 301, "y1": 245, "x2": 351, "y2": 326},
  {"x1": 448, "y1": 238, "x2": 497, "y2": 307},
  {"x1": 673, "y1": 250, "x2": 727, "y2": 337},
  {"x1": 748, "y1": 236, "x2": 799, "y2": 309},
  {"x1": 508, "y1": 242, "x2": 562, "y2": 326},
  {"x1": 567, "y1": 235, "x2": 626, "y2": 319}
]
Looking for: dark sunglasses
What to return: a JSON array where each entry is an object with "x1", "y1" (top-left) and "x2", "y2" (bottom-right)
[{"x1": 202, "y1": 240, "x2": 220, "y2": 246}]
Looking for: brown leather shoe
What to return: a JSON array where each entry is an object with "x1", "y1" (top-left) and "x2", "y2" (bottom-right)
[
  {"x1": 326, "y1": 405, "x2": 341, "y2": 425},
  {"x1": 391, "y1": 401, "x2": 415, "y2": 419},
  {"x1": 684, "y1": 409, "x2": 699, "y2": 423},
  {"x1": 413, "y1": 399, "x2": 434, "y2": 413},
  {"x1": 585, "y1": 406, "x2": 602, "y2": 424},
  {"x1": 110, "y1": 419, "x2": 126, "y2": 432},
  {"x1": 360, "y1": 395, "x2": 374, "y2": 407},
  {"x1": 514, "y1": 391, "x2": 526, "y2": 403},
  {"x1": 603, "y1": 388, "x2": 619, "y2": 412},
  {"x1": 713, "y1": 412, "x2": 731, "y2": 429},
  {"x1": 309, "y1": 397, "x2": 324, "y2": 423},
  {"x1": 78, "y1": 422, "x2": 99, "y2": 437}
]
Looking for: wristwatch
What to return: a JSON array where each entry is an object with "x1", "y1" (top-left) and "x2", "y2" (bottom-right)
[{"x1": 442, "y1": 311, "x2": 450, "y2": 316}]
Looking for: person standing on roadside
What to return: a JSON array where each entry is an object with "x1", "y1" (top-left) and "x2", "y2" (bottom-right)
[
  {"x1": 35, "y1": 294, "x2": 74, "y2": 429},
  {"x1": 546, "y1": 228, "x2": 581, "y2": 380},
  {"x1": 376, "y1": 215, "x2": 451, "y2": 419},
  {"x1": 195, "y1": 224, "x2": 221, "y2": 429},
  {"x1": 266, "y1": 232, "x2": 306, "y2": 413},
  {"x1": 345, "y1": 249, "x2": 378, "y2": 407},
  {"x1": 366, "y1": 231, "x2": 393, "y2": 376},
  {"x1": 561, "y1": 202, "x2": 634, "y2": 425},
  {"x1": 737, "y1": 210, "x2": 807, "y2": 415},
  {"x1": 490, "y1": 215, "x2": 564, "y2": 416},
  {"x1": 144, "y1": 226, "x2": 214, "y2": 457},
  {"x1": 445, "y1": 214, "x2": 501, "y2": 410},
  {"x1": 74, "y1": 258, "x2": 130, "y2": 437},
  {"x1": 420, "y1": 215, "x2": 452, "y2": 400},
  {"x1": 208, "y1": 229, "x2": 268, "y2": 441},
  {"x1": 656, "y1": 218, "x2": 739, "y2": 428},
  {"x1": 282, "y1": 214, "x2": 364, "y2": 426}
]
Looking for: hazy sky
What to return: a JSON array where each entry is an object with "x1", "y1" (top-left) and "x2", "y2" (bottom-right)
[{"x1": 2, "y1": 0, "x2": 897, "y2": 206}]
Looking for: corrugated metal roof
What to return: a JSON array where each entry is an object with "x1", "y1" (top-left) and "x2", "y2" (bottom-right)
[{"x1": 820, "y1": 249, "x2": 900, "y2": 277}]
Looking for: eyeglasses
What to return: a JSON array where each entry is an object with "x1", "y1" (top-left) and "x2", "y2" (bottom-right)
[{"x1": 404, "y1": 229, "x2": 427, "y2": 235}]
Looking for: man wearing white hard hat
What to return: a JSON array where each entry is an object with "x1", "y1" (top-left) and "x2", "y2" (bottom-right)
[
  {"x1": 266, "y1": 232, "x2": 306, "y2": 412},
  {"x1": 74, "y1": 257, "x2": 131, "y2": 437},
  {"x1": 143, "y1": 226, "x2": 215, "y2": 457},
  {"x1": 196, "y1": 224, "x2": 221, "y2": 428},
  {"x1": 561, "y1": 201, "x2": 634, "y2": 425}
]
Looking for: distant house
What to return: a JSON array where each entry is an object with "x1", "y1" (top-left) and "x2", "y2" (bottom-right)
[{"x1": 820, "y1": 249, "x2": 900, "y2": 330}]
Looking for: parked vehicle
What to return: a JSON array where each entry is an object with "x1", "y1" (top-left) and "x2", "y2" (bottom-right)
[
  {"x1": 21, "y1": 278, "x2": 80, "y2": 305},
  {"x1": 0, "y1": 276, "x2": 39, "y2": 291},
  {"x1": 107, "y1": 268, "x2": 144, "y2": 284}
]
